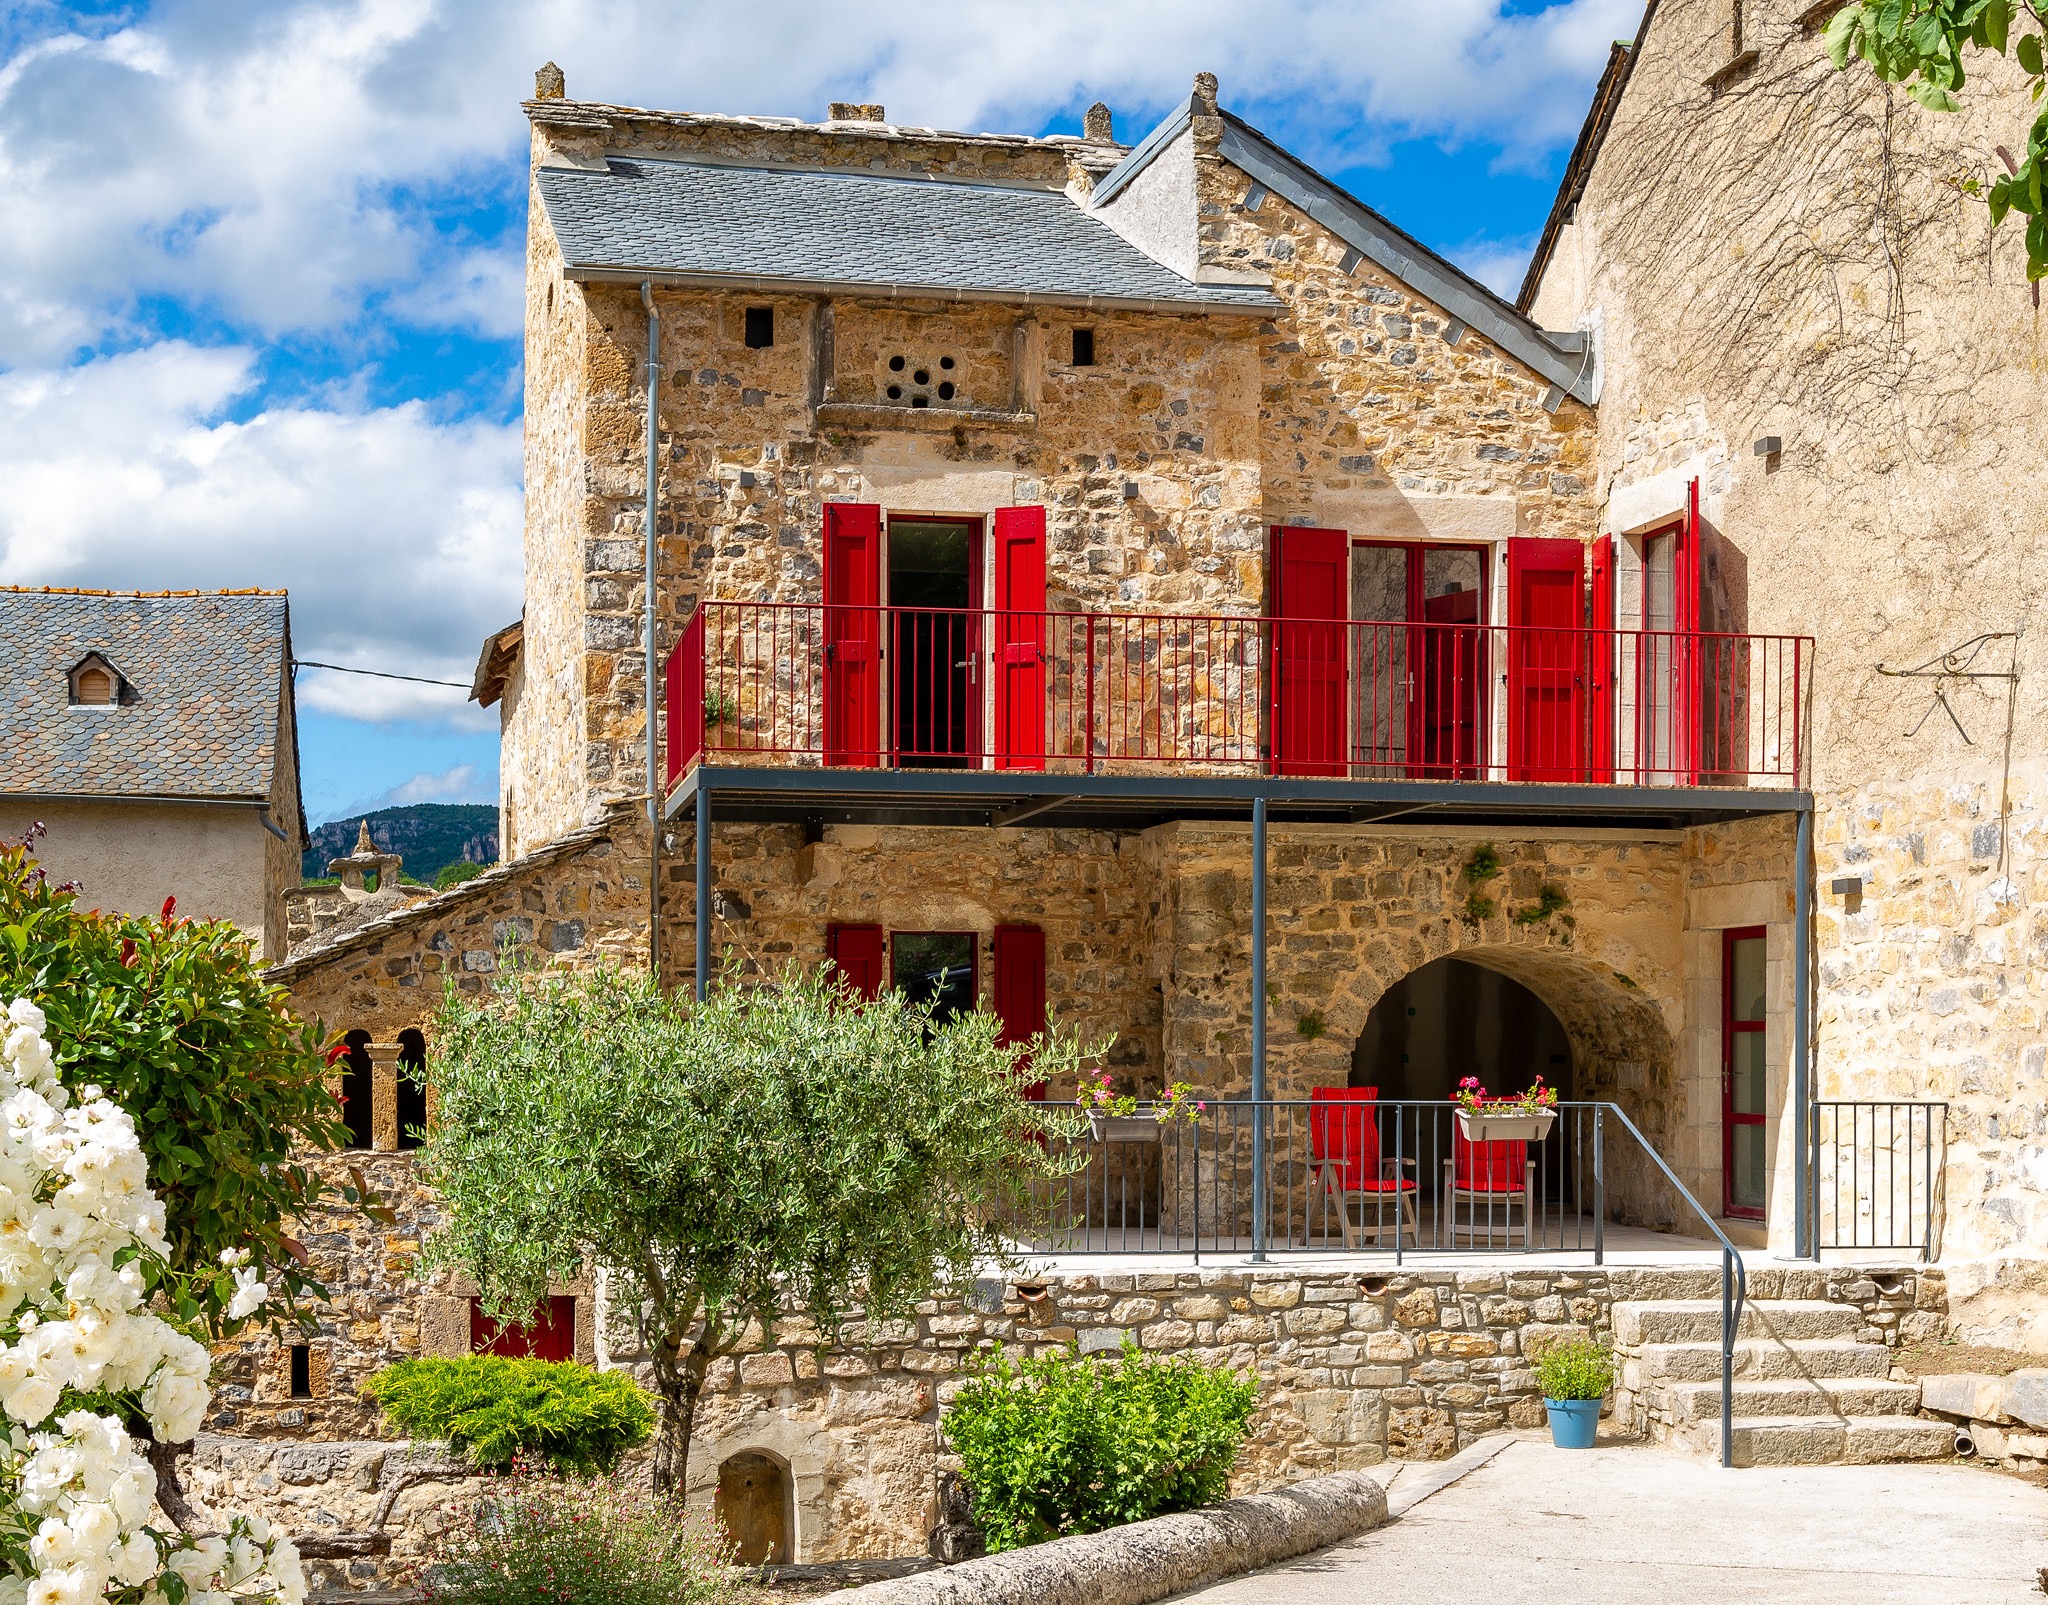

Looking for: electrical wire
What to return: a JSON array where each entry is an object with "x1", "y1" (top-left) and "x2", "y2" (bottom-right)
[{"x1": 292, "y1": 659, "x2": 470, "y2": 690}]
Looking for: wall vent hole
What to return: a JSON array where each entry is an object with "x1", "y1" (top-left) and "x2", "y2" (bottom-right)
[
  {"x1": 887, "y1": 384, "x2": 903, "y2": 400},
  {"x1": 939, "y1": 355, "x2": 955, "y2": 370},
  {"x1": 913, "y1": 369, "x2": 930, "y2": 385},
  {"x1": 889, "y1": 355, "x2": 906, "y2": 371},
  {"x1": 937, "y1": 382, "x2": 956, "y2": 401},
  {"x1": 1358, "y1": 1275, "x2": 1390, "y2": 1297},
  {"x1": 911, "y1": 395, "x2": 929, "y2": 408}
]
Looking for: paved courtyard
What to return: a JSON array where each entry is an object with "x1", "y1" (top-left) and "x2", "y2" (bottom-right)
[{"x1": 1173, "y1": 1436, "x2": 2048, "y2": 1604}]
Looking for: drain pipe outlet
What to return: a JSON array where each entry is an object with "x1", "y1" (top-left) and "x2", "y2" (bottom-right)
[
  {"x1": 1953, "y1": 1429, "x2": 1976, "y2": 1457},
  {"x1": 641, "y1": 281, "x2": 661, "y2": 981}
]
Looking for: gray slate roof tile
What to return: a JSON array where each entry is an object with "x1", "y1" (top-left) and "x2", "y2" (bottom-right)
[
  {"x1": 536, "y1": 158, "x2": 1282, "y2": 312},
  {"x1": 0, "y1": 590, "x2": 290, "y2": 800}
]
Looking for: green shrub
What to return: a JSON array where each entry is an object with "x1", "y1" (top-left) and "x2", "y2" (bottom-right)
[
  {"x1": 943, "y1": 1341, "x2": 1257, "y2": 1551},
  {"x1": 1533, "y1": 1338, "x2": 1614, "y2": 1401},
  {"x1": 366, "y1": 1356, "x2": 655, "y2": 1475},
  {"x1": 435, "y1": 861, "x2": 488, "y2": 891},
  {"x1": 413, "y1": 1466, "x2": 750, "y2": 1605}
]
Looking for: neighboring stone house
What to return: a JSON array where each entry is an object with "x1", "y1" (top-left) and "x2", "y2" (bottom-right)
[
  {"x1": 251, "y1": 65, "x2": 1911, "y2": 1569},
  {"x1": 0, "y1": 587, "x2": 307, "y2": 959},
  {"x1": 1519, "y1": 0, "x2": 2048, "y2": 1335}
]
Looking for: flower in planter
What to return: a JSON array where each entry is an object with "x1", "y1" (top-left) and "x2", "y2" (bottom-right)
[
  {"x1": 1077, "y1": 1071, "x2": 1205, "y2": 1124},
  {"x1": 1450, "y1": 1074, "x2": 1559, "y2": 1115}
]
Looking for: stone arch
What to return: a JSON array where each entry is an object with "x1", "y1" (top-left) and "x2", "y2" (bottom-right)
[
  {"x1": 686, "y1": 1415, "x2": 829, "y2": 1565},
  {"x1": 715, "y1": 1448, "x2": 794, "y2": 1565}
]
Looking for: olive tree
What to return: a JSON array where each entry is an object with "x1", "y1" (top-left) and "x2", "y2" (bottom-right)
[
  {"x1": 1826, "y1": 1, "x2": 2048, "y2": 279},
  {"x1": 419, "y1": 962, "x2": 1087, "y2": 1496}
]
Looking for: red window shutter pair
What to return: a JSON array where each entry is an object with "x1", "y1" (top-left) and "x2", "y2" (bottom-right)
[
  {"x1": 821, "y1": 504, "x2": 1047, "y2": 769},
  {"x1": 826, "y1": 923, "x2": 1046, "y2": 1090},
  {"x1": 1269, "y1": 526, "x2": 1348, "y2": 778},
  {"x1": 471, "y1": 1295, "x2": 576, "y2": 1362},
  {"x1": 826, "y1": 923, "x2": 886, "y2": 1000}
]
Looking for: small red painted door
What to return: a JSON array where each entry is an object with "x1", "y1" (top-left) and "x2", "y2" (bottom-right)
[
  {"x1": 826, "y1": 923, "x2": 886, "y2": 1000},
  {"x1": 1269, "y1": 526, "x2": 1349, "y2": 777},
  {"x1": 992, "y1": 925, "x2": 1048, "y2": 1098},
  {"x1": 1413, "y1": 587, "x2": 1483, "y2": 779},
  {"x1": 823, "y1": 503, "x2": 882, "y2": 767},
  {"x1": 1722, "y1": 926, "x2": 1767, "y2": 1219},
  {"x1": 1506, "y1": 538, "x2": 1587, "y2": 782},
  {"x1": 472, "y1": 1295, "x2": 576, "y2": 1361},
  {"x1": 992, "y1": 507, "x2": 1048, "y2": 771},
  {"x1": 1587, "y1": 534, "x2": 1617, "y2": 783},
  {"x1": 1638, "y1": 480, "x2": 1704, "y2": 784}
]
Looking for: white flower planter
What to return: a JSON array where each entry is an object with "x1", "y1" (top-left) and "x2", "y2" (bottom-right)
[
  {"x1": 1088, "y1": 1112, "x2": 1162, "y2": 1144},
  {"x1": 1455, "y1": 1107, "x2": 1558, "y2": 1144}
]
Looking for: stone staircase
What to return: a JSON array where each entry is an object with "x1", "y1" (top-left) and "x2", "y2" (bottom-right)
[{"x1": 1614, "y1": 1292, "x2": 1952, "y2": 1467}]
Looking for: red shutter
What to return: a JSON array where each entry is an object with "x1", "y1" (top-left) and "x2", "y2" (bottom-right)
[
  {"x1": 993, "y1": 925, "x2": 1048, "y2": 1098},
  {"x1": 992, "y1": 507, "x2": 1048, "y2": 771},
  {"x1": 1675, "y1": 478, "x2": 1704, "y2": 783},
  {"x1": 827, "y1": 923, "x2": 886, "y2": 1001},
  {"x1": 1588, "y1": 534, "x2": 1616, "y2": 783},
  {"x1": 1269, "y1": 526, "x2": 1348, "y2": 777},
  {"x1": 823, "y1": 504, "x2": 882, "y2": 767},
  {"x1": 1506, "y1": 537, "x2": 1587, "y2": 782},
  {"x1": 472, "y1": 1295, "x2": 575, "y2": 1362}
]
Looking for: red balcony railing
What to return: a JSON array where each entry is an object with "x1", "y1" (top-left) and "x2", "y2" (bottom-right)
[{"x1": 663, "y1": 601, "x2": 1808, "y2": 792}]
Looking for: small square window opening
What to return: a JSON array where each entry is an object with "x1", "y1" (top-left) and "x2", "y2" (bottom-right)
[
  {"x1": 744, "y1": 307, "x2": 774, "y2": 348},
  {"x1": 1071, "y1": 328, "x2": 1096, "y2": 367},
  {"x1": 289, "y1": 1345, "x2": 312, "y2": 1399}
]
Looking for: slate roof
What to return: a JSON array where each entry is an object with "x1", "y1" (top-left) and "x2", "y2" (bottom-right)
[
  {"x1": 0, "y1": 589, "x2": 293, "y2": 802},
  {"x1": 535, "y1": 158, "x2": 1283, "y2": 313}
]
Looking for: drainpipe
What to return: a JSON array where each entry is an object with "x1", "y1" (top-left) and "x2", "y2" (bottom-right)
[
  {"x1": 641, "y1": 282, "x2": 661, "y2": 983},
  {"x1": 1794, "y1": 800, "x2": 1814, "y2": 1257}
]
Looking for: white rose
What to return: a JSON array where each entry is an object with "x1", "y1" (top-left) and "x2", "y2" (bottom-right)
[
  {"x1": 140, "y1": 1370, "x2": 208, "y2": 1444},
  {"x1": 4, "y1": 1001, "x2": 45, "y2": 1034},
  {"x1": 4, "y1": 1377, "x2": 60, "y2": 1428}
]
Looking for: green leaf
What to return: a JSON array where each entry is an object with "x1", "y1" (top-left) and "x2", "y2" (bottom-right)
[
  {"x1": 1824, "y1": 4, "x2": 1864, "y2": 68},
  {"x1": 1909, "y1": 80, "x2": 1962, "y2": 110},
  {"x1": 2020, "y1": 31, "x2": 2044, "y2": 76}
]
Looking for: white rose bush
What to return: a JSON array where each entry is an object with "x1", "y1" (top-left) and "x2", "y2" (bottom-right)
[{"x1": 0, "y1": 1000, "x2": 303, "y2": 1605}]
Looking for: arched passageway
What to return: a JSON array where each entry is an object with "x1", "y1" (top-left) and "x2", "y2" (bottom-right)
[{"x1": 1349, "y1": 956, "x2": 1573, "y2": 1104}]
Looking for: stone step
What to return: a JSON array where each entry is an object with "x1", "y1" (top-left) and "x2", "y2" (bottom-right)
[
  {"x1": 1632, "y1": 1338, "x2": 1896, "y2": 1383},
  {"x1": 1665, "y1": 1377, "x2": 1923, "y2": 1422},
  {"x1": 1705, "y1": 1414, "x2": 1955, "y2": 1468},
  {"x1": 1614, "y1": 1299, "x2": 1864, "y2": 1346}
]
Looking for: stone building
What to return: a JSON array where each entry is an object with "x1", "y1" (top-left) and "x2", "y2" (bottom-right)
[
  {"x1": 0, "y1": 587, "x2": 307, "y2": 959},
  {"x1": 1519, "y1": 0, "x2": 2048, "y2": 1337},
  {"x1": 250, "y1": 63, "x2": 1940, "y2": 1572}
]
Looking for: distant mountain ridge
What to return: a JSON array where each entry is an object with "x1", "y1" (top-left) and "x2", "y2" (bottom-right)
[{"x1": 302, "y1": 803, "x2": 499, "y2": 884}]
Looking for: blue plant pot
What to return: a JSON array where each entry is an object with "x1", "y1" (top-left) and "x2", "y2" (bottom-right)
[{"x1": 1545, "y1": 1396, "x2": 1602, "y2": 1449}]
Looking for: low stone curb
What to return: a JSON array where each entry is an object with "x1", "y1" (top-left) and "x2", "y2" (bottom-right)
[{"x1": 822, "y1": 1470, "x2": 1389, "y2": 1605}]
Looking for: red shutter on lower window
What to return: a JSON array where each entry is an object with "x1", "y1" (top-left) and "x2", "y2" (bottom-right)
[
  {"x1": 471, "y1": 1295, "x2": 575, "y2": 1362},
  {"x1": 992, "y1": 925, "x2": 1047, "y2": 1098},
  {"x1": 826, "y1": 923, "x2": 886, "y2": 1001}
]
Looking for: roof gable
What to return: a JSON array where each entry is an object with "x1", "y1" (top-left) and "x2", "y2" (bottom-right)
[{"x1": 0, "y1": 590, "x2": 294, "y2": 802}]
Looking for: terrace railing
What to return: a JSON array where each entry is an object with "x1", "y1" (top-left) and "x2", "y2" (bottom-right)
[
  {"x1": 663, "y1": 601, "x2": 1809, "y2": 792},
  {"x1": 1002, "y1": 1097, "x2": 1749, "y2": 1467},
  {"x1": 1813, "y1": 1101, "x2": 1947, "y2": 1260}
]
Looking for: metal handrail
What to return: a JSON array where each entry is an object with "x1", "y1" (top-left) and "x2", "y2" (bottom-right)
[{"x1": 1595, "y1": 1102, "x2": 1748, "y2": 1469}]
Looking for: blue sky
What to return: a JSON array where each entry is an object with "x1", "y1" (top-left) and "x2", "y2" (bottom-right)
[{"x1": 0, "y1": 0, "x2": 1638, "y2": 830}]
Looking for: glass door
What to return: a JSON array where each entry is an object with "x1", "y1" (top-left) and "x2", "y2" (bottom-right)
[{"x1": 1722, "y1": 926, "x2": 1767, "y2": 1219}]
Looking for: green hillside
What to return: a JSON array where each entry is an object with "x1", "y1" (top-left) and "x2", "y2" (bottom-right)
[{"x1": 303, "y1": 803, "x2": 498, "y2": 885}]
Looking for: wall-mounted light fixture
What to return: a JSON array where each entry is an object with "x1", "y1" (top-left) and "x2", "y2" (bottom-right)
[
  {"x1": 1752, "y1": 436, "x2": 1782, "y2": 457},
  {"x1": 1122, "y1": 480, "x2": 1141, "y2": 501}
]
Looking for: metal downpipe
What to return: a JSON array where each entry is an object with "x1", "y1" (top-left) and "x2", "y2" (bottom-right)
[
  {"x1": 695, "y1": 784, "x2": 711, "y2": 1004},
  {"x1": 1250, "y1": 796, "x2": 1268, "y2": 1262},
  {"x1": 641, "y1": 282, "x2": 662, "y2": 983}
]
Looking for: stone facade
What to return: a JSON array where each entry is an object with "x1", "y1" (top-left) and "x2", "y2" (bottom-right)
[{"x1": 1522, "y1": 0, "x2": 2048, "y2": 1319}]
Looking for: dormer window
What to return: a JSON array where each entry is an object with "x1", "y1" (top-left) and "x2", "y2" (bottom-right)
[{"x1": 67, "y1": 654, "x2": 126, "y2": 707}]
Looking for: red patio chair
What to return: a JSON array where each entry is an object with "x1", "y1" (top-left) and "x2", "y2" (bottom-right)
[
  {"x1": 1443, "y1": 1126, "x2": 1537, "y2": 1249},
  {"x1": 1309, "y1": 1087, "x2": 1417, "y2": 1249}
]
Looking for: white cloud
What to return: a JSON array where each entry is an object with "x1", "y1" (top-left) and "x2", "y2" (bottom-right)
[
  {"x1": 0, "y1": 0, "x2": 1637, "y2": 360},
  {"x1": 374, "y1": 762, "x2": 487, "y2": 806},
  {"x1": 0, "y1": 342, "x2": 521, "y2": 724},
  {"x1": 1450, "y1": 233, "x2": 1540, "y2": 299}
]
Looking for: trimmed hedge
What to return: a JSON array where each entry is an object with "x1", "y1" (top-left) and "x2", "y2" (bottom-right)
[
  {"x1": 942, "y1": 1341, "x2": 1257, "y2": 1551},
  {"x1": 365, "y1": 1356, "x2": 654, "y2": 1475}
]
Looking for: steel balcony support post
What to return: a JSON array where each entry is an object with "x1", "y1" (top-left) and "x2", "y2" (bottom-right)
[
  {"x1": 1250, "y1": 795, "x2": 1268, "y2": 1263},
  {"x1": 695, "y1": 781, "x2": 712, "y2": 1004},
  {"x1": 1795, "y1": 801, "x2": 1814, "y2": 1258}
]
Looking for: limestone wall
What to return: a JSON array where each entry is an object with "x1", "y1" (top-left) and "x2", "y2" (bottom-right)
[{"x1": 1523, "y1": 0, "x2": 2048, "y2": 1304}]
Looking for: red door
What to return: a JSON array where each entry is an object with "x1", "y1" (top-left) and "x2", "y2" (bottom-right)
[
  {"x1": 824, "y1": 504, "x2": 882, "y2": 767},
  {"x1": 1722, "y1": 926, "x2": 1767, "y2": 1219},
  {"x1": 992, "y1": 925, "x2": 1048, "y2": 1098},
  {"x1": 826, "y1": 923, "x2": 886, "y2": 1000},
  {"x1": 472, "y1": 1295, "x2": 575, "y2": 1361},
  {"x1": 1413, "y1": 587, "x2": 1483, "y2": 779},
  {"x1": 992, "y1": 507, "x2": 1048, "y2": 771},
  {"x1": 1506, "y1": 538, "x2": 1587, "y2": 782},
  {"x1": 1588, "y1": 534, "x2": 1617, "y2": 783},
  {"x1": 1270, "y1": 526, "x2": 1348, "y2": 777}
]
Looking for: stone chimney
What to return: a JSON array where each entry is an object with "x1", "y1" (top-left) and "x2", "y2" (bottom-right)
[
  {"x1": 1084, "y1": 102, "x2": 1114, "y2": 142},
  {"x1": 328, "y1": 820, "x2": 407, "y2": 900},
  {"x1": 828, "y1": 102, "x2": 886, "y2": 123},
  {"x1": 534, "y1": 61, "x2": 565, "y2": 100},
  {"x1": 1191, "y1": 72, "x2": 1219, "y2": 117}
]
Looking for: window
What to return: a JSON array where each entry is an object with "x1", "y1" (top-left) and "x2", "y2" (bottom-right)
[
  {"x1": 289, "y1": 1345, "x2": 312, "y2": 1399},
  {"x1": 1071, "y1": 328, "x2": 1096, "y2": 367},
  {"x1": 396, "y1": 1029, "x2": 428, "y2": 1151},
  {"x1": 67, "y1": 655, "x2": 122, "y2": 706},
  {"x1": 744, "y1": 306, "x2": 774, "y2": 348},
  {"x1": 339, "y1": 1030, "x2": 373, "y2": 1150},
  {"x1": 890, "y1": 932, "x2": 977, "y2": 1025},
  {"x1": 1722, "y1": 927, "x2": 1767, "y2": 1220}
]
